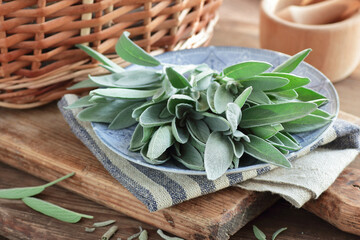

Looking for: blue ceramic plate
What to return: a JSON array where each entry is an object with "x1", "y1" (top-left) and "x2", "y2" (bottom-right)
[{"x1": 92, "y1": 46, "x2": 339, "y2": 175}]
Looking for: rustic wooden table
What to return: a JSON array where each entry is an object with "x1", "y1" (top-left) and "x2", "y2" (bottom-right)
[{"x1": 1, "y1": 0, "x2": 360, "y2": 239}]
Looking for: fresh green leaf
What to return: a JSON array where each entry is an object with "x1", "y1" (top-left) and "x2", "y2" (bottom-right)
[
  {"x1": 247, "y1": 90, "x2": 272, "y2": 104},
  {"x1": 223, "y1": 61, "x2": 272, "y2": 80},
  {"x1": 186, "y1": 119, "x2": 210, "y2": 143},
  {"x1": 233, "y1": 130, "x2": 250, "y2": 142},
  {"x1": 22, "y1": 197, "x2": 93, "y2": 223},
  {"x1": 175, "y1": 103, "x2": 193, "y2": 119},
  {"x1": 76, "y1": 44, "x2": 124, "y2": 72},
  {"x1": 262, "y1": 73, "x2": 310, "y2": 92},
  {"x1": 193, "y1": 69, "x2": 214, "y2": 91},
  {"x1": 0, "y1": 173, "x2": 74, "y2": 199},
  {"x1": 273, "y1": 49, "x2": 311, "y2": 73},
  {"x1": 172, "y1": 143, "x2": 205, "y2": 170},
  {"x1": 91, "y1": 88, "x2": 159, "y2": 99},
  {"x1": 253, "y1": 225, "x2": 267, "y2": 240},
  {"x1": 196, "y1": 92, "x2": 209, "y2": 112},
  {"x1": 243, "y1": 135, "x2": 292, "y2": 168},
  {"x1": 274, "y1": 132, "x2": 301, "y2": 150},
  {"x1": 141, "y1": 143, "x2": 170, "y2": 165},
  {"x1": 295, "y1": 87, "x2": 328, "y2": 106},
  {"x1": 64, "y1": 95, "x2": 94, "y2": 109},
  {"x1": 240, "y1": 102, "x2": 317, "y2": 128},
  {"x1": 226, "y1": 103, "x2": 242, "y2": 133},
  {"x1": 109, "y1": 101, "x2": 144, "y2": 129},
  {"x1": 139, "y1": 102, "x2": 174, "y2": 127},
  {"x1": 147, "y1": 125, "x2": 174, "y2": 159},
  {"x1": 171, "y1": 118, "x2": 189, "y2": 144},
  {"x1": 207, "y1": 82, "x2": 220, "y2": 113},
  {"x1": 269, "y1": 89, "x2": 298, "y2": 100},
  {"x1": 240, "y1": 76, "x2": 289, "y2": 91},
  {"x1": 202, "y1": 112, "x2": 230, "y2": 132},
  {"x1": 250, "y1": 124, "x2": 284, "y2": 139},
  {"x1": 282, "y1": 114, "x2": 331, "y2": 133},
  {"x1": 229, "y1": 139, "x2": 245, "y2": 158},
  {"x1": 141, "y1": 126, "x2": 156, "y2": 144},
  {"x1": 129, "y1": 124, "x2": 145, "y2": 151},
  {"x1": 234, "y1": 86, "x2": 253, "y2": 108},
  {"x1": 311, "y1": 109, "x2": 332, "y2": 118},
  {"x1": 68, "y1": 79, "x2": 100, "y2": 90},
  {"x1": 167, "y1": 94, "x2": 196, "y2": 115},
  {"x1": 214, "y1": 84, "x2": 234, "y2": 113},
  {"x1": 166, "y1": 67, "x2": 191, "y2": 88},
  {"x1": 204, "y1": 132, "x2": 234, "y2": 180},
  {"x1": 272, "y1": 227, "x2": 287, "y2": 240},
  {"x1": 115, "y1": 31, "x2": 160, "y2": 66}
]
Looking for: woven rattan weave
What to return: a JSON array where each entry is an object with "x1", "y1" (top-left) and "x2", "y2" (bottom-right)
[{"x1": 0, "y1": 0, "x2": 222, "y2": 108}]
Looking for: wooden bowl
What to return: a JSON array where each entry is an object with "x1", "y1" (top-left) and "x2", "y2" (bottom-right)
[{"x1": 260, "y1": 0, "x2": 360, "y2": 82}]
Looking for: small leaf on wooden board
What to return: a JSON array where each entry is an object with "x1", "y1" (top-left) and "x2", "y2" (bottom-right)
[
  {"x1": 91, "y1": 88, "x2": 159, "y2": 99},
  {"x1": 89, "y1": 70, "x2": 162, "y2": 88},
  {"x1": 22, "y1": 197, "x2": 93, "y2": 223},
  {"x1": 214, "y1": 84, "x2": 234, "y2": 114},
  {"x1": 186, "y1": 119, "x2": 210, "y2": 143},
  {"x1": 234, "y1": 86, "x2": 253, "y2": 108},
  {"x1": 93, "y1": 219, "x2": 116, "y2": 228},
  {"x1": 282, "y1": 114, "x2": 332, "y2": 133},
  {"x1": 226, "y1": 103, "x2": 242, "y2": 133},
  {"x1": 223, "y1": 61, "x2": 272, "y2": 80},
  {"x1": 262, "y1": 73, "x2": 310, "y2": 92},
  {"x1": 115, "y1": 31, "x2": 160, "y2": 66},
  {"x1": 243, "y1": 135, "x2": 292, "y2": 168},
  {"x1": 204, "y1": 132, "x2": 234, "y2": 180},
  {"x1": 109, "y1": 101, "x2": 145, "y2": 129},
  {"x1": 295, "y1": 87, "x2": 328, "y2": 106},
  {"x1": 139, "y1": 103, "x2": 174, "y2": 127},
  {"x1": 65, "y1": 95, "x2": 94, "y2": 109},
  {"x1": 272, "y1": 227, "x2": 287, "y2": 240},
  {"x1": 129, "y1": 124, "x2": 145, "y2": 151},
  {"x1": 0, "y1": 173, "x2": 74, "y2": 199},
  {"x1": 139, "y1": 230, "x2": 148, "y2": 240},
  {"x1": 167, "y1": 94, "x2": 196, "y2": 115},
  {"x1": 273, "y1": 49, "x2": 311, "y2": 73},
  {"x1": 127, "y1": 227, "x2": 143, "y2": 240},
  {"x1": 166, "y1": 67, "x2": 192, "y2": 88},
  {"x1": 207, "y1": 82, "x2": 220, "y2": 113},
  {"x1": 157, "y1": 229, "x2": 184, "y2": 240},
  {"x1": 171, "y1": 118, "x2": 189, "y2": 144},
  {"x1": 250, "y1": 124, "x2": 284, "y2": 139},
  {"x1": 147, "y1": 125, "x2": 174, "y2": 159},
  {"x1": 253, "y1": 225, "x2": 267, "y2": 240},
  {"x1": 68, "y1": 79, "x2": 100, "y2": 90},
  {"x1": 239, "y1": 75, "x2": 289, "y2": 91},
  {"x1": 202, "y1": 112, "x2": 230, "y2": 132},
  {"x1": 172, "y1": 142, "x2": 205, "y2": 170},
  {"x1": 240, "y1": 102, "x2": 317, "y2": 128},
  {"x1": 247, "y1": 90, "x2": 272, "y2": 105}
]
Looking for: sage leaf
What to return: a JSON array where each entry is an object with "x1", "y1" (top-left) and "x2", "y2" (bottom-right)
[
  {"x1": 223, "y1": 61, "x2": 272, "y2": 80},
  {"x1": 277, "y1": 148, "x2": 289, "y2": 155},
  {"x1": 243, "y1": 135, "x2": 292, "y2": 168},
  {"x1": 172, "y1": 143, "x2": 205, "y2": 170},
  {"x1": 159, "y1": 107, "x2": 173, "y2": 119},
  {"x1": 129, "y1": 124, "x2": 144, "y2": 151},
  {"x1": 204, "y1": 132, "x2": 234, "y2": 180},
  {"x1": 115, "y1": 31, "x2": 160, "y2": 66},
  {"x1": 91, "y1": 88, "x2": 159, "y2": 99},
  {"x1": 234, "y1": 86, "x2": 253, "y2": 108},
  {"x1": 127, "y1": 227, "x2": 143, "y2": 240},
  {"x1": 214, "y1": 84, "x2": 234, "y2": 113},
  {"x1": 76, "y1": 44, "x2": 124, "y2": 72},
  {"x1": 175, "y1": 103, "x2": 193, "y2": 119},
  {"x1": 93, "y1": 220, "x2": 116, "y2": 228},
  {"x1": 190, "y1": 135, "x2": 206, "y2": 154},
  {"x1": 109, "y1": 101, "x2": 144, "y2": 129},
  {"x1": 171, "y1": 118, "x2": 189, "y2": 144},
  {"x1": 65, "y1": 95, "x2": 94, "y2": 109},
  {"x1": 132, "y1": 101, "x2": 157, "y2": 119},
  {"x1": 282, "y1": 114, "x2": 331, "y2": 133},
  {"x1": 247, "y1": 90, "x2": 271, "y2": 105},
  {"x1": 253, "y1": 225, "x2": 266, "y2": 240},
  {"x1": 0, "y1": 173, "x2": 74, "y2": 199},
  {"x1": 68, "y1": 79, "x2": 100, "y2": 90},
  {"x1": 250, "y1": 124, "x2": 284, "y2": 139},
  {"x1": 269, "y1": 89, "x2": 298, "y2": 100},
  {"x1": 281, "y1": 131, "x2": 299, "y2": 145},
  {"x1": 193, "y1": 69, "x2": 214, "y2": 91},
  {"x1": 273, "y1": 49, "x2": 311, "y2": 73},
  {"x1": 202, "y1": 112, "x2": 230, "y2": 132},
  {"x1": 22, "y1": 197, "x2": 93, "y2": 223},
  {"x1": 240, "y1": 102, "x2": 317, "y2": 128},
  {"x1": 139, "y1": 103, "x2": 174, "y2": 127},
  {"x1": 262, "y1": 73, "x2": 310, "y2": 92},
  {"x1": 141, "y1": 143, "x2": 170, "y2": 165},
  {"x1": 207, "y1": 82, "x2": 220, "y2": 113},
  {"x1": 166, "y1": 67, "x2": 191, "y2": 88},
  {"x1": 295, "y1": 87, "x2": 328, "y2": 106},
  {"x1": 157, "y1": 229, "x2": 184, "y2": 240},
  {"x1": 233, "y1": 130, "x2": 250, "y2": 142},
  {"x1": 196, "y1": 92, "x2": 209, "y2": 112},
  {"x1": 226, "y1": 103, "x2": 241, "y2": 133},
  {"x1": 272, "y1": 227, "x2": 287, "y2": 240},
  {"x1": 167, "y1": 94, "x2": 196, "y2": 115},
  {"x1": 147, "y1": 125, "x2": 174, "y2": 159},
  {"x1": 275, "y1": 132, "x2": 301, "y2": 150},
  {"x1": 89, "y1": 95, "x2": 110, "y2": 104},
  {"x1": 186, "y1": 119, "x2": 210, "y2": 143},
  {"x1": 311, "y1": 109, "x2": 332, "y2": 118},
  {"x1": 229, "y1": 139, "x2": 245, "y2": 158},
  {"x1": 141, "y1": 126, "x2": 156, "y2": 144},
  {"x1": 240, "y1": 76, "x2": 289, "y2": 91},
  {"x1": 139, "y1": 230, "x2": 148, "y2": 240}
]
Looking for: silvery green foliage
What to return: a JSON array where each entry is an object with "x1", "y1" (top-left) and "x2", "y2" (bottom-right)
[{"x1": 71, "y1": 33, "x2": 332, "y2": 180}]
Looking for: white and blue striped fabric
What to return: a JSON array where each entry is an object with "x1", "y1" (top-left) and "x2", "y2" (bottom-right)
[{"x1": 58, "y1": 95, "x2": 360, "y2": 212}]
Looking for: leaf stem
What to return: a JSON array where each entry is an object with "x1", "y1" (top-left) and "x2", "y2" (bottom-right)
[{"x1": 43, "y1": 172, "x2": 75, "y2": 188}]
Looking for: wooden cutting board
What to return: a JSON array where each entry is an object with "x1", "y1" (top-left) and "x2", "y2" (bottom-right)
[{"x1": 0, "y1": 104, "x2": 359, "y2": 239}]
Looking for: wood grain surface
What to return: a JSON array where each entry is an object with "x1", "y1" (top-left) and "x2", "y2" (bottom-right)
[{"x1": 1, "y1": 0, "x2": 360, "y2": 239}]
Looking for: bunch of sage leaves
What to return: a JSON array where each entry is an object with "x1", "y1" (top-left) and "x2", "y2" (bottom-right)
[{"x1": 68, "y1": 31, "x2": 332, "y2": 180}]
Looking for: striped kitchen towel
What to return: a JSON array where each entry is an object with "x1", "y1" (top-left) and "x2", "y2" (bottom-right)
[{"x1": 58, "y1": 94, "x2": 360, "y2": 212}]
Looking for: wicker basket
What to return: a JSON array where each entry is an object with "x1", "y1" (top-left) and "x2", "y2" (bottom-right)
[{"x1": 0, "y1": 0, "x2": 222, "y2": 109}]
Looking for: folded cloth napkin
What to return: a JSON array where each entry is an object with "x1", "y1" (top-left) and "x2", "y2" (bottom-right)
[{"x1": 58, "y1": 94, "x2": 360, "y2": 212}]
